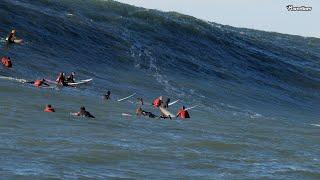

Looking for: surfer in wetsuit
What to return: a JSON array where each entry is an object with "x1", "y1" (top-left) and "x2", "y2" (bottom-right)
[
  {"x1": 1, "y1": 56, "x2": 12, "y2": 68},
  {"x1": 66, "y1": 72, "x2": 75, "y2": 83},
  {"x1": 136, "y1": 106, "x2": 157, "y2": 118},
  {"x1": 152, "y1": 96, "x2": 162, "y2": 108},
  {"x1": 72, "y1": 106, "x2": 95, "y2": 118},
  {"x1": 103, "y1": 90, "x2": 111, "y2": 100},
  {"x1": 6, "y1": 29, "x2": 22, "y2": 44},
  {"x1": 56, "y1": 72, "x2": 67, "y2": 86},
  {"x1": 25, "y1": 79, "x2": 50, "y2": 88},
  {"x1": 161, "y1": 98, "x2": 170, "y2": 108},
  {"x1": 176, "y1": 106, "x2": 190, "y2": 119},
  {"x1": 44, "y1": 104, "x2": 55, "y2": 112}
]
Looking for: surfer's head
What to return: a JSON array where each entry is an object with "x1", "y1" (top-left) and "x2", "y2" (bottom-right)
[
  {"x1": 80, "y1": 106, "x2": 86, "y2": 111},
  {"x1": 11, "y1": 29, "x2": 16, "y2": 34},
  {"x1": 182, "y1": 106, "x2": 185, "y2": 110}
]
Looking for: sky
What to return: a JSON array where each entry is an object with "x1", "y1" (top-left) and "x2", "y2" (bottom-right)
[{"x1": 115, "y1": 0, "x2": 319, "y2": 38}]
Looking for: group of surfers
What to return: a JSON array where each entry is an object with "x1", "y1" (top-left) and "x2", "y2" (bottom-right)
[{"x1": 2, "y1": 29, "x2": 191, "y2": 119}]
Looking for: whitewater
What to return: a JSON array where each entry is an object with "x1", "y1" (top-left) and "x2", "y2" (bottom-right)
[{"x1": 0, "y1": 0, "x2": 319, "y2": 178}]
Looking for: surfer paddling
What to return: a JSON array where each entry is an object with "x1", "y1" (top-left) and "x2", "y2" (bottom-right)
[
  {"x1": 71, "y1": 106, "x2": 95, "y2": 118},
  {"x1": 6, "y1": 29, "x2": 23, "y2": 44},
  {"x1": 25, "y1": 79, "x2": 50, "y2": 88},
  {"x1": 136, "y1": 106, "x2": 157, "y2": 118}
]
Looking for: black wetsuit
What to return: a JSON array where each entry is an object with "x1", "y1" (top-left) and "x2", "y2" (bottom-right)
[
  {"x1": 6, "y1": 33, "x2": 15, "y2": 43},
  {"x1": 142, "y1": 111, "x2": 157, "y2": 118},
  {"x1": 66, "y1": 75, "x2": 75, "y2": 83},
  {"x1": 79, "y1": 110, "x2": 95, "y2": 118}
]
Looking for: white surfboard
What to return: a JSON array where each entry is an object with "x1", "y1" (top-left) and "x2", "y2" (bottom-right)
[
  {"x1": 117, "y1": 93, "x2": 136, "y2": 102},
  {"x1": 185, "y1": 105, "x2": 199, "y2": 111},
  {"x1": 68, "y1": 78, "x2": 92, "y2": 85},
  {"x1": 159, "y1": 107, "x2": 175, "y2": 118},
  {"x1": 169, "y1": 99, "x2": 179, "y2": 106},
  {"x1": 0, "y1": 75, "x2": 27, "y2": 83},
  {"x1": 122, "y1": 113, "x2": 133, "y2": 117}
]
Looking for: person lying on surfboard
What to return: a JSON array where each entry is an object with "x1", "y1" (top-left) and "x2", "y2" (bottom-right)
[
  {"x1": 102, "y1": 90, "x2": 111, "y2": 100},
  {"x1": 66, "y1": 72, "x2": 76, "y2": 83},
  {"x1": 1, "y1": 56, "x2": 12, "y2": 68},
  {"x1": 176, "y1": 106, "x2": 190, "y2": 119},
  {"x1": 6, "y1": 29, "x2": 23, "y2": 44},
  {"x1": 71, "y1": 106, "x2": 95, "y2": 118},
  {"x1": 25, "y1": 79, "x2": 50, "y2": 88},
  {"x1": 136, "y1": 106, "x2": 157, "y2": 118}
]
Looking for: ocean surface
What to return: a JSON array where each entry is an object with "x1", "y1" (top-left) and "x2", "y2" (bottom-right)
[{"x1": 0, "y1": 0, "x2": 319, "y2": 179}]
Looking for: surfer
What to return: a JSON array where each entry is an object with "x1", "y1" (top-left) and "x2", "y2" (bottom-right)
[
  {"x1": 56, "y1": 72, "x2": 67, "y2": 86},
  {"x1": 71, "y1": 106, "x2": 95, "y2": 118},
  {"x1": 25, "y1": 79, "x2": 50, "y2": 88},
  {"x1": 176, "y1": 106, "x2": 190, "y2": 119},
  {"x1": 162, "y1": 98, "x2": 170, "y2": 108},
  {"x1": 44, "y1": 104, "x2": 55, "y2": 112},
  {"x1": 103, "y1": 90, "x2": 111, "y2": 100},
  {"x1": 66, "y1": 72, "x2": 75, "y2": 83},
  {"x1": 136, "y1": 106, "x2": 157, "y2": 118},
  {"x1": 152, "y1": 96, "x2": 162, "y2": 108},
  {"x1": 1, "y1": 56, "x2": 12, "y2": 68},
  {"x1": 6, "y1": 29, "x2": 23, "y2": 44}
]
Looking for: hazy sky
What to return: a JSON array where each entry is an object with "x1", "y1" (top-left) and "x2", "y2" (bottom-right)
[{"x1": 116, "y1": 0, "x2": 319, "y2": 38}]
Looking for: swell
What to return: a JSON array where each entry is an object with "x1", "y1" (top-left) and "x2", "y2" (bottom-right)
[{"x1": 0, "y1": 0, "x2": 319, "y2": 119}]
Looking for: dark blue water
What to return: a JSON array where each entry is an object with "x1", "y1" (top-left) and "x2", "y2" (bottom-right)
[{"x1": 0, "y1": 0, "x2": 319, "y2": 178}]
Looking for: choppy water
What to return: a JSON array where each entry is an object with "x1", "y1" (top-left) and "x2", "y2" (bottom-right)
[{"x1": 0, "y1": 0, "x2": 319, "y2": 178}]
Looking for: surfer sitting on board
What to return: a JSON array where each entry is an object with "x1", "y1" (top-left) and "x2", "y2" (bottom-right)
[
  {"x1": 1, "y1": 56, "x2": 12, "y2": 68},
  {"x1": 6, "y1": 29, "x2": 23, "y2": 44},
  {"x1": 56, "y1": 72, "x2": 67, "y2": 86},
  {"x1": 71, "y1": 106, "x2": 95, "y2": 118},
  {"x1": 26, "y1": 79, "x2": 50, "y2": 88},
  {"x1": 103, "y1": 90, "x2": 111, "y2": 100},
  {"x1": 66, "y1": 72, "x2": 75, "y2": 83},
  {"x1": 176, "y1": 106, "x2": 190, "y2": 119},
  {"x1": 44, "y1": 104, "x2": 55, "y2": 112}
]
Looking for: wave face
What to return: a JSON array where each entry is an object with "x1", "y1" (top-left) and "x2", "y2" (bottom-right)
[{"x1": 0, "y1": 0, "x2": 319, "y2": 178}]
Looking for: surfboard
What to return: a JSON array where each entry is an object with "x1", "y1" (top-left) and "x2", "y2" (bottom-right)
[
  {"x1": 159, "y1": 107, "x2": 175, "y2": 118},
  {"x1": 0, "y1": 75, "x2": 27, "y2": 83},
  {"x1": 311, "y1": 124, "x2": 320, "y2": 127},
  {"x1": 185, "y1": 105, "x2": 199, "y2": 111},
  {"x1": 68, "y1": 78, "x2": 92, "y2": 85},
  {"x1": 14, "y1": 39, "x2": 23, "y2": 44},
  {"x1": 168, "y1": 99, "x2": 179, "y2": 106},
  {"x1": 122, "y1": 113, "x2": 133, "y2": 117},
  {"x1": 117, "y1": 93, "x2": 136, "y2": 102}
]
